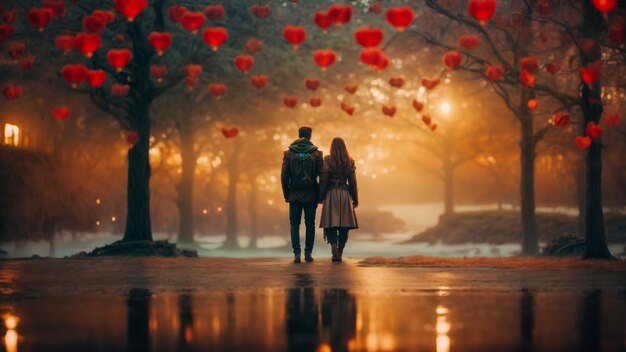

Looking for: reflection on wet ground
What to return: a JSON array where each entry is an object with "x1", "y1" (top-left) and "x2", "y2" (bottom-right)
[{"x1": 2, "y1": 275, "x2": 625, "y2": 351}]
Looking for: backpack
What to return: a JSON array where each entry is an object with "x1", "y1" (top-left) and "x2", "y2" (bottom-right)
[{"x1": 289, "y1": 151, "x2": 316, "y2": 191}]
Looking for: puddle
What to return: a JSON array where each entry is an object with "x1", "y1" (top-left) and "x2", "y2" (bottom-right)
[{"x1": 2, "y1": 277, "x2": 625, "y2": 351}]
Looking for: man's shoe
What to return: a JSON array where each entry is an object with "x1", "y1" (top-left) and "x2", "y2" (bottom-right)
[
  {"x1": 304, "y1": 252, "x2": 314, "y2": 262},
  {"x1": 293, "y1": 255, "x2": 301, "y2": 263}
]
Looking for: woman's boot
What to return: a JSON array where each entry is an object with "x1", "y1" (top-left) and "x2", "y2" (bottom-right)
[
  {"x1": 331, "y1": 242, "x2": 339, "y2": 263},
  {"x1": 338, "y1": 241, "x2": 346, "y2": 263}
]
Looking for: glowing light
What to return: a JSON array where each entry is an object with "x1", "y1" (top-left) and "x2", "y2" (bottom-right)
[
  {"x1": 436, "y1": 334, "x2": 450, "y2": 352},
  {"x1": 440, "y1": 102, "x2": 451, "y2": 114},
  {"x1": 96, "y1": 221, "x2": 101, "y2": 226},
  {"x1": 202, "y1": 209, "x2": 208, "y2": 215},
  {"x1": 197, "y1": 156, "x2": 209, "y2": 165},
  {"x1": 267, "y1": 200, "x2": 274, "y2": 206},
  {"x1": 217, "y1": 206, "x2": 223, "y2": 213},
  {"x1": 3, "y1": 124, "x2": 20, "y2": 147},
  {"x1": 436, "y1": 305, "x2": 451, "y2": 352},
  {"x1": 436, "y1": 316, "x2": 451, "y2": 334},
  {"x1": 95, "y1": 198, "x2": 101, "y2": 205},
  {"x1": 111, "y1": 216, "x2": 116, "y2": 222},
  {"x1": 316, "y1": 343, "x2": 331, "y2": 352},
  {"x1": 4, "y1": 330, "x2": 17, "y2": 352},
  {"x1": 4, "y1": 315, "x2": 18, "y2": 330},
  {"x1": 184, "y1": 326, "x2": 193, "y2": 343},
  {"x1": 366, "y1": 332, "x2": 397, "y2": 351}
]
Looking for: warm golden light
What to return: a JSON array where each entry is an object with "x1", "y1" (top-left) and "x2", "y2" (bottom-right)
[
  {"x1": 4, "y1": 314, "x2": 18, "y2": 352},
  {"x1": 436, "y1": 334, "x2": 450, "y2": 352},
  {"x1": 202, "y1": 209, "x2": 208, "y2": 214},
  {"x1": 436, "y1": 316, "x2": 451, "y2": 334},
  {"x1": 4, "y1": 314, "x2": 18, "y2": 330},
  {"x1": 316, "y1": 343, "x2": 332, "y2": 352},
  {"x1": 111, "y1": 216, "x2": 116, "y2": 222},
  {"x1": 95, "y1": 198, "x2": 101, "y2": 205},
  {"x1": 3, "y1": 124, "x2": 20, "y2": 147},
  {"x1": 217, "y1": 206, "x2": 223, "y2": 213},
  {"x1": 4, "y1": 329, "x2": 17, "y2": 352},
  {"x1": 440, "y1": 102, "x2": 451, "y2": 114},
  {"x1": 435, "y1": 305, "x2": 451, "y2": 352}
]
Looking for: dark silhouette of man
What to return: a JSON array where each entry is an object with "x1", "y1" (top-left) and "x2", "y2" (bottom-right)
[{"x1": 281, "y1": 126, "x2": 323, "y2": 263}]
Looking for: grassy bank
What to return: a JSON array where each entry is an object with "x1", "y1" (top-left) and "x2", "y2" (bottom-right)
[{"x1": 405, "y1": 210, "x2": 626, "y2": 244}]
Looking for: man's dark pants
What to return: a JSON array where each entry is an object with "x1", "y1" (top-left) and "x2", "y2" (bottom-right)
[{"x1": 289, "y1": 201, "x2": 317, "y2": 255}]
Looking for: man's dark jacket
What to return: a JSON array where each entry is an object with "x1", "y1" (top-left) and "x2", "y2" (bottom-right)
[{"x1": 281, "y1": 138, "x2": 323, "y2": 203}]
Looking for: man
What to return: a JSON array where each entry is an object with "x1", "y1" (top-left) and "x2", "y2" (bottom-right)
[{"x1": 281, "y1": 126, "x2": 323, "y2": 263}]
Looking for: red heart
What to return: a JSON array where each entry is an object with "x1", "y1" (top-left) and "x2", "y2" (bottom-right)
[
  {"x1": 382, "y1": 105, "x2": 397, "y2": 117},
  {"x1": 309, "y1": 97, "x2": 322, "y2": 107},
  {"x1": 388, "y1": 77, "x2": 405, "y2": 88},
  {"x1": 75, "y1": 33, "x2": 102, "y2": 58},
  {"x1": 313, "y1": 50, "x2": 337, "y2": 71},
  {"x1": 467, "y1": 0, "x2": 496, "y2": 23},
  {"x1": 208, "y1": 84, "x2": 227, "y2": 99},
  {"x1": 202, "y1": 27, "x2": 228, "y2": 51},
  {"x1": 106, "y1": 49, "x2": 132, "y2": 72},
  {"x1": 234, "y1": 55, "x2": 254, "y2": 73},
  {"x1": 180, "y1": 12, "x2": 205, "y2": 33},
  {"x1": 575, "y1": 136, "x2": 591, "y2": 150},
  {"x1": 304, "y1": 78, "x2": 320, "y2": 91},
  {"x1": 204, "y1": 5, "x2": 225, "y2": 21},
  {"x1": 148, "y1": 32, "x2": 173, "y2": 56},
  {"x1": 354, "y1": 27, "x2": 383, "y2": 47},
  {"x1": 283, "y1": 96, "x2": 298, "y2": 108},
  {"x1": 222, "y1": 127, "x2": 239, "y2": 139},
  {"x1": 250, "y1": 5, "x2": 271, "y2": 19},
  {"x1": 443, "y1": 51, "x2": 462, "y2": 69},
  {"x1": 250, "y1": 75, "x2": 268, "y2": 89},
  {"x1": 283, "y1": 26, "x2": 306, "y2": 49},
  {"x1": 385, "y1": 6, "x2": 415, "y2": 32},
  {"x1": 114, "y1": 0, "x2": 148, "y2": 22},
  {"x1": 52, "y1": 106, "x2": 71, "y2": 121},
  {"x1": 87, "y1": 70, "x2": 107, "y2": 87},
  {"x1": 585, "y1": 122, "x2": 604, "y2": 140}
]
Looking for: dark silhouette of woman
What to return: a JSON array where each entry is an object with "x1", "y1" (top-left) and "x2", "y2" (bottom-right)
[{"x1": 319, "y1": 137, "x2": 359, "y2": 263}]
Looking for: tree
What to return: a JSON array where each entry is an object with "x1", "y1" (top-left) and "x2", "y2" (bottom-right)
[{"x1": 406, "y1": 0, "x2": 623, "y2": 257}]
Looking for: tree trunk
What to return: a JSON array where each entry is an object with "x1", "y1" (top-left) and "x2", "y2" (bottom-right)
[
  {"x1": 519, "y1": 92, "x2": 539, "y2": 255},
  {"x1": 441, "y1": 132, "x2": 455, "y2": 220},
  {"x1": 248, "y1": 177, "x2": 259, "y2": 249},
  {"x1": 123, "y1": 21, "x2": 153, "y2": 242},
  {"x1": 580, "y1": 0, "x2": 613, "y2": 259},
  {"x1": 223, "y1": 144, "x2": 240, "y2": 249},
  {"x1": 576, "y1": 156, "x2": 586, "y2": 238},
  {"x1": 520, "y1": 291, "x2": 534, "y2": 351},
  {"x1": 127, "y1": 288, "x2": 151, "y2": 352},
  {"x1": 178, "y1": 294, "x2": 193, "y2": 350},
  {"x1": 123, "y1": 103, "x2": 153, "y2": 242},
  {"x1": 177, "y1": 126, "x2": 196, "y2": 245}
]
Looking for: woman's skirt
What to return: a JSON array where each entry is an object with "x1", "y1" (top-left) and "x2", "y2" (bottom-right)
[{"x1": 319, "y1": 184, "x2": 358, "y2": 229}]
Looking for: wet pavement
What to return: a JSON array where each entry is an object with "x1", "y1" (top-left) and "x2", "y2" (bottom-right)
[{"x1": 1, "y1": 258, "x2": 625, "y2": 351}]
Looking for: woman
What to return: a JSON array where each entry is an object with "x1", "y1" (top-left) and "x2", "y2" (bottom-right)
[{"x1": 319, "y1": 137, "x2": 359, "y2": 263}]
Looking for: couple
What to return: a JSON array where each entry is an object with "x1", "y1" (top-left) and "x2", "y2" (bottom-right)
[{"x1": 281, "y1": 126, "x2": 359, "y2": 264}]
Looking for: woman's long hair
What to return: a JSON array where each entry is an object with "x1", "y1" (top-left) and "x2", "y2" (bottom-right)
[{"x1": 329, "y1": 137, "x2": 353, "y2": 176}]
